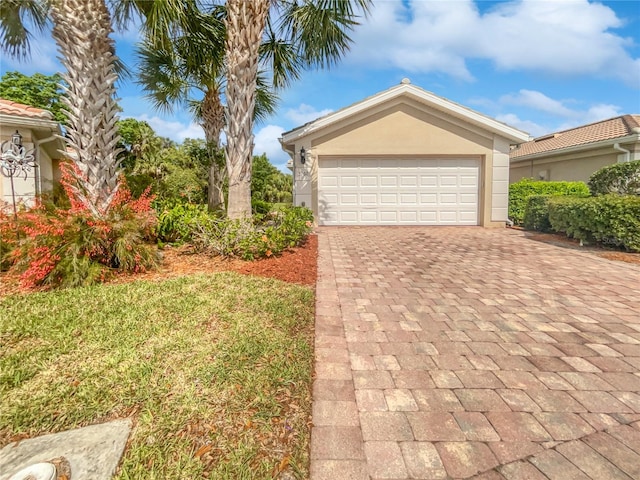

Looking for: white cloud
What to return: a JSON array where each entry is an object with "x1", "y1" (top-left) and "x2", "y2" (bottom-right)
[
  {"x1": 495, "y1": 113, "x2": 545, "y2": 137},
  {"x1": 133, "y1": 114, "x2": 204, "y2": 142},
  {"x1": 253, "y1": 124, "x2": 288, "y2": 167},
  {"x1": 348, "y1": 0, "x2": 639, "y2": 85},
  {"x1": 285, "y1": 104, "x2": 333, "y2": 125},
  {"x1": 495, "y1": 90, "x2": 623, "y2": 137},
  {"x1": 500, "y1": 90, "x2": 575, "y2": 118}
]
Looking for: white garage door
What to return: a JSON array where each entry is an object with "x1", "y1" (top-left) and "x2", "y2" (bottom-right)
[{"x1": 318, "y1": 157, "x2": 480, "y2": 226}]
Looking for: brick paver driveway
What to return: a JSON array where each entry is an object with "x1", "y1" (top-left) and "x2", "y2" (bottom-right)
[{"x1": 311, "y1": 227, "x2": 640, "y2": 480}]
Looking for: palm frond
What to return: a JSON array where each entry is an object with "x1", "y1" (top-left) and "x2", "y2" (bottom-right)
[
  {"x1": 254, "y1": 71, "x2": 279, "y2": 123},
  {"x1": 0, "y1": 0, "x2": 49, "y2": 60}
]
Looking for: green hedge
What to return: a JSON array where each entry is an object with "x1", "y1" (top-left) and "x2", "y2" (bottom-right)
[
  {"x1": 523, "y1": 195, "x2": 553, "y2": 232},
  {"x1": 548, "y1": 195, "x2": 640, "y2": 252},
  {"x1": 509, "y1": 178, "x2": 589, "y2": 225},
  {"x1": 588, "y1": 159, "x2": 640, "y2": 196}
]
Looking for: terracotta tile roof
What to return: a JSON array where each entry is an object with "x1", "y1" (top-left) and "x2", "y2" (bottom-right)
[
  {"x1": 0, "y1": 98, "x2": 53, "y2": 120},
  {"x1": 511, "y1": 114, "x2": 640, "y2": 159}
]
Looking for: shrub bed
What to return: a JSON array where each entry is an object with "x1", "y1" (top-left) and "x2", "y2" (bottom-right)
[
  {"x1": 0, "y1": 168, "x2": 159, "y2": 289},
  {"x1": 192, "y1": 206, "x2": 314, "y2": 260},
  {"x1": 509, "y1": 178, "x2": 589, "y2": 225},
  {"x1": 548, "y1": 194, "x2": 640, "y2": 252}
]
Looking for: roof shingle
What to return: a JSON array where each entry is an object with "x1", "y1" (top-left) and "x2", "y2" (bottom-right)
[
  {"x1": 511, "y1": 114, "x2": 640, "y2": 159},
  {"x1": 0, "y1": 98, "x2": 54, "y2": 120}
]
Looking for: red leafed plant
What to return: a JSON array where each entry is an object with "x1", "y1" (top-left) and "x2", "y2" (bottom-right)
[{"x1": 0, "y1": 162, "x2": 160, "y2": 289}]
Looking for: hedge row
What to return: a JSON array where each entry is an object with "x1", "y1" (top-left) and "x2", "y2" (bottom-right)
[
  {"x1": 509, "y1": 178, "x2": 589, "y2": 224},
  {"x1": 547, "y1": 195, "x2": 640, "y2": 252},
  {"x1": 588, "y1": 159, "x2": 640, "y2": 196}
]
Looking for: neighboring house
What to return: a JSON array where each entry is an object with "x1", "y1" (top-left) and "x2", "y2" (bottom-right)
[
  {"x1": 0, "y1": 98, "x2": 65, "y2": 207},
  {"x1": 510, "y1": 115, "x2": 640, "y2": 184},
  {"x1": 280, "y1": 79, "x2": 529, "y2": 226}
]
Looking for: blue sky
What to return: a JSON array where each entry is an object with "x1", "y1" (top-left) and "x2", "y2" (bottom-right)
[{"x1": 1, "y1": 0, "x2": 639, "y2": 171}]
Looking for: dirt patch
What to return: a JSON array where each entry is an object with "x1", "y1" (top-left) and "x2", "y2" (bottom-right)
[
  {"x1": 0, "y1": 234, "x2": 318, "y2": 297},
  {"x1": 523, "y1": 230, "x2": 640, "y2": 266}
]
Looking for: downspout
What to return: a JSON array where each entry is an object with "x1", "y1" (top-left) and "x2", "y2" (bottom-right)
[{"x1": 613, "y1": 143, "x2": 631, "y2": 163}]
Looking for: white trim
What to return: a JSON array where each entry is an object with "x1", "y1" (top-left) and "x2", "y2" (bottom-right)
[{"x1": 281, "y1": 84, "x2": 530, "y2": 144}]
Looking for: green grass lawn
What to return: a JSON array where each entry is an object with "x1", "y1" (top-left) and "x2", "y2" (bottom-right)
[{"x1": 0, "y1": 272, "x2": 315, "y2": 479}]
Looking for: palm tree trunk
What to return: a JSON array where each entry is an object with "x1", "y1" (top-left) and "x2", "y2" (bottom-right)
[
  {"x1": 201, "y1": 88, "x2": 226, "y2": 211},
  {"x1": 50, "y1": 0, "x2": 121, "y2": 217},
  {"x1": 224, "y1": 0, "x2": 270, "y2": 219}
]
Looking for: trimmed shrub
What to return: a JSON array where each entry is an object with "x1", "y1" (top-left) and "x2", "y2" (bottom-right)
[
  {"x1": 509, "y1": 178, "x2": 589, "y2": 225},
  {"x1": 548, "y1": 194, "x2": 640, "y2": 252},
  {"x1": 588, "y1": 160, "x2": 640, "y2": 196},
  {"x1": 523, "y1": 195, "x2": 553, "y2": 232},
  {"x1": 192, "y1": 206, "x2": 313, "y2": 260}
]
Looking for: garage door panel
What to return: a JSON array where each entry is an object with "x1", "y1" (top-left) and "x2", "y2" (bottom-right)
[
  {"x1": 400, "y1": 176, "x2": 418, "y2": 186},
  {"x1": 360, "y1": 176, "x2": 378, "y2": 187},
  {"x1": 360, "y1": 193, "x2": 378, "y2": 204},
  {"x1": 318, "y1": 157, "x2": 479, "y2": 225},
  {"x1": 380, "y1": 193, "x2": 398, "y2": 204},
  {"x1": 380, "y1": 176, "x2": 398, "y2": 187},
  {"x1": 340, "y1": 194, "x2": 358, "y2": 205},
  {"x1": 379, "y1": 211, "x2": 398, "y2": 222},
  {"x1": 340, "y1": 176, "x2": 358, "y2": 187}
]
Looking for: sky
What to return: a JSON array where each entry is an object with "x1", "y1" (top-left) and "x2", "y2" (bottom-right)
[{"x1": 1, "y1": 0, "x2": 639, "y2": 172}]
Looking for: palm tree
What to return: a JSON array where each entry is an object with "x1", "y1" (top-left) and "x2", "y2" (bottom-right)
[
  {"x1": 224, "y1": 0, "x2": 372, "y2": 219},
  {"x1": 137, "y1": 3, "x2": 279, "y2": 212},
  {"x1": 1, "y1": 0, "x2": 123, "y2": 216}
]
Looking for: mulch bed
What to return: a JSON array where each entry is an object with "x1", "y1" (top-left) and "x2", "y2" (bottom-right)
[
  {"x1": 523, "y1": 230, "x2": 640, "y2": 266},
  {"x1": 0, "y1": 234, "x2": 318, "y2": 297}
]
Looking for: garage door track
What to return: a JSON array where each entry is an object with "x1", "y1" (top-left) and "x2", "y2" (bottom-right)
[{"x1": 311, "y1": 227, "x2": 640, "y2": 480}]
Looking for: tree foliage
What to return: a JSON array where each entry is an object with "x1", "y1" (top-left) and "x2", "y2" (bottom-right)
[
  {"x1": 252, "y1": 153, "x2": 292, "y2": 204},
  {"x1": 0, "y1": 71, "x2": 67, "y2": 124}
]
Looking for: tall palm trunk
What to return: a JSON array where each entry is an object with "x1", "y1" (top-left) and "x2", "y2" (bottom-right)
[
  {"x1": 201, "y1": 88, "x2": 225, "y2": 211},
  {"x1": 224, "y1": 0, "x2": 270, "y2": 219},
  {"x1": 51, "y1": 0, "x2": 121, "y2": 217}
]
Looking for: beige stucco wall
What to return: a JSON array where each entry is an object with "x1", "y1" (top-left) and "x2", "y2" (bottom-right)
[
  {"x1": 509, "y1": 142, "x2": 640, "y2": 184},
  {"x1": 0, "y1": 126, "x2": 56, "y2": 208},
  {"x1": 289, "y1": 98, "x2": 515, "y2": 227}
]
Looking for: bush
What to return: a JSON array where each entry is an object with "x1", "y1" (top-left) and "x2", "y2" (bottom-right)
[
  {"x1": 192, "y1": 206, "x2": 313, "y2": 260},
  {"x1": 155, "y1": 200, "x2": 212, "y2": 243},
  {"x1": 523, "y1": 195, "x2": 553, "y2": 232},
  {"x1": 548, "y1": 194, "x2": 640, "y2": 252},
  {"x1": 509, "y1": 178, "x2": 589, "y2": 225},
  {"x1": 251, "y1": 198, "x2": 272, "y2": 216},
  {"x1": 588, "y1": 160, "x2": 640, "y2": 196},
  {"x1": 1, "y1": 168, "x2": 160, "y2": 289}
]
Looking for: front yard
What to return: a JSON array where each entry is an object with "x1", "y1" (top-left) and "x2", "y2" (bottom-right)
[{"x1": 0, "y1": 271, "x2": 315, "y2": 479}]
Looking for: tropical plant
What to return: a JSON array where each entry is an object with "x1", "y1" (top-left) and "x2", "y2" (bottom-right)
[
  {"x1": 223, "y1": 0, "x2": 372, "y2": 219},
  {"x1": 252, "y1": 153, "x2": 293, "y2": 203},
  {"x1": 1, "y1": 164, "x2": 159, "y2": 289},
  {"x1": 0, "y1": 71, "x2": 67, "y2": 123},
  {"x1": 136, "y1": 3, "x2": 278, "y2": 212},
  {"x1": 1, "y1": 0, "x2": 123, "y2": 217}
]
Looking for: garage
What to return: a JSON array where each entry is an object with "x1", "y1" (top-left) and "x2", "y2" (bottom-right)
[
  {"x1": 280, "y1": 79, "x2": 529, "y2": 227},
  {"x1": 318, "y1": 157, "x2": 480, "y2": 225}
]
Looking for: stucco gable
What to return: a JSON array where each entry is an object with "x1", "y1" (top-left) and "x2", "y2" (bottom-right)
[
  {"x1": 313, "y1": 101, "x2": 493, "y2": 155},
  {"x1": 281, "y1": 80, "x2": 529, "y2": 146}
]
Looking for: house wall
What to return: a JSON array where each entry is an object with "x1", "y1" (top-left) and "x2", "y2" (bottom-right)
[
  {"x1": 510, "y1": 141, "x2": 640, "y2": 184},
  {"x1": 0, "y1": 126, "x2": 55, "y2": 208},
  {"x1": 290, "y1": 98, "x2": 514, "y2": 227}
]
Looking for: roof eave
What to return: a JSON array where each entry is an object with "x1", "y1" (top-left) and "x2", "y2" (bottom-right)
[{"x1": 510, "y1": 133, "x2": 640, "y2": 163}]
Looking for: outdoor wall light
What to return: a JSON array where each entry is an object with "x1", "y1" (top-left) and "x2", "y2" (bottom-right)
[
  {"x1": 300, "y1": 147, "x2": 306, "y2": 164},
  {"x1": 12, "y1": 130, "x2": 23, "y2": 147}
]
